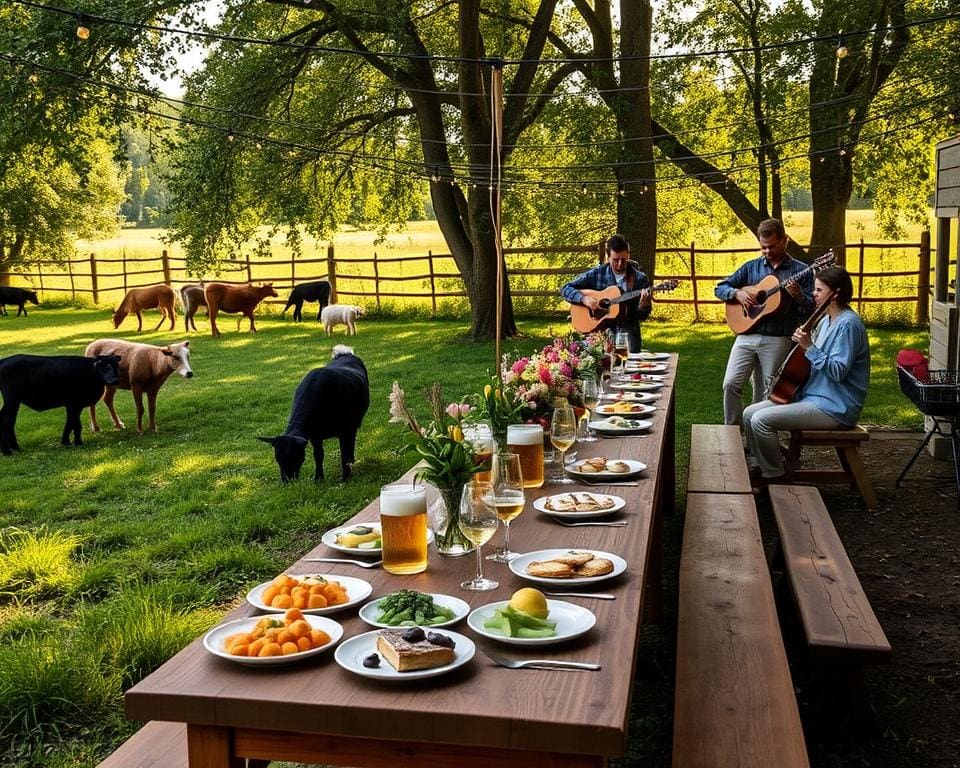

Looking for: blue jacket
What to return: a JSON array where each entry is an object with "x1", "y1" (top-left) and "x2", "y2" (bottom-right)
[{"x1": 800, "y1": 308, "x2": 870, "y2": 426}]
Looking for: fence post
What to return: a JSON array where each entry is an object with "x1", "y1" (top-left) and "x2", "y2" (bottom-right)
[
  {"x1": 917, "y1": 229, "x2": 931, "y2": 326},
  {"x1": 90, "y1": 253, "x2": 99, "y2": 306},
  {"x1": 162, "y1": 249, "x2": 171, "y2": 285},
  {"x1": 37, "y1": 262, "x2": 45, "y2": 294},
  {"x1": 291, "y1": 251, "x2": 296, "y2": 288},
  {"x1": 122, "y1": 248, "x2": 128, "y2": 294},
  {"x1": 689, "y1": 241, "x2": 699, "y2": 323},
  {"x1": 245, "y1": 253, "x2": 253, "y2": 284},
  {"x1": 856, "y1": 238, "x2": 865, "y2": 315},
  {"x1": 67, "y1": 257, "x2": 75, "y2": 300},
  {"x1": 326, "y1": 243, "x2": 337, "y2": 303},
  {"x1": 373, "y1": 251, "x2": 381, "y2": 310},
  {"x1": 428, "y1": 250, "x2": 437, "y2": 313}
]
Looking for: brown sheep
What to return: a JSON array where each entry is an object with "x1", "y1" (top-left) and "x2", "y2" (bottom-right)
[
  {"x1": 203, "y1": 282, "x2": 278, "y2": 337},
  {"x1": 113, "y1": 285, "x2": 176, "y2": 332}
]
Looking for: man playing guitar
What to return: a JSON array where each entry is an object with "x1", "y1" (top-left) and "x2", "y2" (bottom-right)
[
  {"x1": 561, "y1": 233, "x2": 652, "y2": 352},
  {"x1": 714, "y1": 218, "x2": 814, "y2": 427}
]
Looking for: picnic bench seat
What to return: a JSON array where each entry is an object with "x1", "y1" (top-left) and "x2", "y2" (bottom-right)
[
  {"x1": 768, "y1": 485, "x2": 891, "y2": 662},
  {"x1": 673, "y1": 491, "x2": 809, "y2": 768},
  {"x1": 784, "y1": 425, "x2": 878, "y2": 507},
  {"x1": 686, "y1": 423, "x2": 752, "y2": 494},
  {"x1": 97, "y1": 721, "x2": 186, "y2": 768}
]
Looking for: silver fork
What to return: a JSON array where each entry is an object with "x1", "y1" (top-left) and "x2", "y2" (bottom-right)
[
  {"x1": 480, "y1": 645, "x2": 600, "y2": 671},
  {"x1": 552, "y1": 518, "x2": 628, "y2": 527},
  {"x1": 301, "y1": 557, "x2": 383, "y2": 568}
]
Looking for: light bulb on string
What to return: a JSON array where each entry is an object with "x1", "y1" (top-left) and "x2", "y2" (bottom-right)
[
  {"x1": 836, "y1": 44, "x2": 848, "y2": 58},
  {"x1": 76, "y1": 21, "x2": 90, "y2": 40}
]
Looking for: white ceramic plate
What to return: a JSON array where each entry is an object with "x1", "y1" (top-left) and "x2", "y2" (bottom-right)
[
  {"x1": 628, "y1": 351, "x2": 671, "y2": 361},
  {"x1": 509, "y1": 549, "x2": 628, "y2": 586},
  {"x1": 609, "y1": 380, "x2": 663, "y2": 392},
  {"x1": 587, "y1": 418, "x2": 654, "y2": 435},
  {"x1": 623, "y1": 362, "x2": 669, "y2": 374},
  {"x1": 466, "y1": 600, "x2": 596, "y2": 646},
  {"x1": 358, "y1": 593, "x2": 470, "y2": 629},
  {"x1": 321, "y1": 522, "x2": 434, "y2": 556},
  {"x1": 246, "y1": 574, "x2": 373, "y2": 615},
  {"x1": 595, "y1": 402, "x2": 657, "y2": 416},
  {"x1": 565, "y1": 459, "x2": 647, "y2": 479},
  {"x1": 599, "y1": 391, "x2": 659, "y2": 403},
  {"x1": 533, "y1": 492, "x2": 625, "y2": 520},
  {"x1": 334, "y1": 629, "x2": 475, "y2": 680},
  {"x1": 203, "y1": 614, "x2": 343, "y2": 666}
]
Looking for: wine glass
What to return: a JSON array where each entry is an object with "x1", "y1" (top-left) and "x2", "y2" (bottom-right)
[
  {"x1": 578, "y1": 377, "x2": 600, "y2": 442},
  {"x1": 550, "y1": 403, "x2": 577, "y2": 484},
  {"x1": 457, "y1": 481, "x2": 499, "y2": 591},
  {"x1": 486, "y1": 452, "x2": 525, "y2": 563},
  {"x1": 463, "y1": 420, "x2": 494, "y2": 482},
  {"x1": 614, "y1": 330, "x2": 631, "y2": 378}
]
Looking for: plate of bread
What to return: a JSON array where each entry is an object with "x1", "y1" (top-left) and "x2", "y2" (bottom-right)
[
  {"x1": 586, "y1": 417, "x2": 654, "y2": 434},
  {"x1": 565, "y1": 457, "x2": 647, "y2": 479},
  {"x1": 334, "y1": 628, "x2": 475, "y2": 680},
  {"x1": 599, "y1": 391, "x2": 659, "y2": 403},
  {"x1": 533, "y1": 491, "x2": 625, "y2": 519},
  {"x1": 595, "y1": 402, "x2": 657, "y2": 416},
  {"x1": 509, "y1": 549, "x2": 628, "y2": 585}
]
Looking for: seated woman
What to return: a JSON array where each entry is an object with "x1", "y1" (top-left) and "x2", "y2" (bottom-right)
[{"x1": 743, "y1": 266, "x2": 870, "y2": 485}]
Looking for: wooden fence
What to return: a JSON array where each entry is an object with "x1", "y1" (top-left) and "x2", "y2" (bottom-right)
[{"x1": 1, "y1": 232, "x2": 937, "y2": 326}]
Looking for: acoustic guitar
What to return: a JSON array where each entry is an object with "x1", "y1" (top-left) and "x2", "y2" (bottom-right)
[
  {"x1": 569, "y1": 280, "x2": 679, "y2": 334},
  {"x1": 725, "y1": 250, "x2": 835, "y2": 335},
  {"x1": 767, "y1": 290, "x2": 835, "y2": 404}
]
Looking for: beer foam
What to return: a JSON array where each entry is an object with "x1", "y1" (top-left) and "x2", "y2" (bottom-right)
[
  {"x1": 507, "y1": 424, "x2": 544, "y2": 446},
  {"x1": 380, "y1": 485, "x2": 427, "y2": 517}
]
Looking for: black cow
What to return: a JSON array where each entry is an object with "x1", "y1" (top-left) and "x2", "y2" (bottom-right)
[
  {"x1": 281, "y1": 280, "x2": 332, "y2": 322},
  {"x1": 258, "y1": 345, "x2": 369, "y2": 481},
  {"x1": 0, "y1": 354, "x2": 121, "y2": 455},
  {"x1": 0, "y1": 287, "x2": 39, "y2": 317}
]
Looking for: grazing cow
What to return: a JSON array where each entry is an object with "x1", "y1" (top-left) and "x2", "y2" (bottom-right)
[
  {"x1": 0, "y1": 287, "x2": 39, "y2": 317},
  {"x1": 85, "y1": 339, "x2": 194, "y2": 434},
  {"x1": 203, "y1": 282, "x2": 278, "y2": 338},
  {"x1": 281, "y1": 280, "x2": 332, "y2": 322},
  {"x1": 0, "y1": 354, "x2": 121, "y2": 455},
  {"x1": 258, "y1": 345, "x2": 369, "y2": 482},
  {"x1": 113, "y1": 285, "x2": 176, "y2": 332},
  {"x1": 179, "y1": 283, "x2": 207, "y2": 332},
  {"x1": 320, "y1": 304, "x2": 364, "y2": 336}
]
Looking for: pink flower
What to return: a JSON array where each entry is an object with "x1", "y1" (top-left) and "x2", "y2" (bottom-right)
[
  {"x1": 538, "y1": 366, "x2": 552, "y2": 386},
  {"x1": 458, "y1": 403, "x2": 472, "y2": 417},
  {"x1": 512, "y1": 358, "x2": 528, "y2": 375},
  {"x1": 445, "y1": 403, "x2": 460, "y2": 418},
  {"x1": 545, "y1": 351, "x2": 559, "y2": 363},
  {"x1": 559, "y1": 362, "x2": 573, "y2": 378}
]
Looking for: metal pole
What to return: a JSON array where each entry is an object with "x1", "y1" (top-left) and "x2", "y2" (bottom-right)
[{"x1": 491, "y1": 65, "x2": 504, "y2": 373}]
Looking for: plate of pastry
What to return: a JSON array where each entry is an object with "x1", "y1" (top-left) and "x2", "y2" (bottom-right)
[
  {"x1": 595, "y1": 402, "x2": 657, "y2": 416},
  {"x1": 334, "y1": 628, "x2": 475, "y2": 680},
  {"x1": 533, "y1": 491, "x2": 625, "y2": 519},
  {"x1": 510, "y1": 549, "x2": 628, "y2": 585},
  {"x1": 565, "y1": 457, "x2": 647, "y2": 479}
]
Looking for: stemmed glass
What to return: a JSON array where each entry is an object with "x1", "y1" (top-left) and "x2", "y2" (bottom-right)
[
  {"x1": 614, "y1": 330, "x2": 631, "y2": 379},
  {"x1": 550, "y1": 403, "x2": 577, "y2": 484},
  {"x1": 485, "y1": 452, "x2": 525, "y2": 563},
  {"x1": 578, "y1": 377, "x2": 600, "y2": 442},
  {"x1": 457, "y1": 481, "x2": 499, "y2": 591}
]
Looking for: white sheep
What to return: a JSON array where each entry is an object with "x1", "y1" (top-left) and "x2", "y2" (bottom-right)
[{"x1": 320, "y1": 304, "x2": 365, "y2": 336}]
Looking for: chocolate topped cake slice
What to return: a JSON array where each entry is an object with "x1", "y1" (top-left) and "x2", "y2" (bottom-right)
[{"x1": 376, "y1": 629, "x2": 456, "y2": 672}]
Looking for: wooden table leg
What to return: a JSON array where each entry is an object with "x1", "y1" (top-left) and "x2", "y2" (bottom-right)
[
  {"x1": 187, "y1": 724, "x2": 244, "y2": 768},
  {"x1": 838, "y1": 445, "x2": 879, "y2": 508}
]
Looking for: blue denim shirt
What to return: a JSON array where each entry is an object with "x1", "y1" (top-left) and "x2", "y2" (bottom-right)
[
  {"x1": 800, "y1": 308, "x2": 870, "y2": 426},
  {"x1": 714, "y1": 255, "x2": 814, "y2": 336},
  {"x1": 561, "y1": 263, "x2": 652, "y2": 326}
]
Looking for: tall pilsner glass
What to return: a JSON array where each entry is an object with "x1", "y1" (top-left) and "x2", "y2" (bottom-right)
[
  {"x1": 379, "y1": 484, "x2": 428, "y2": 574},
  {"x1": 579, "y1": 377, "x2": 600, "y2": 442},
  {"x1": 507, "y1": 424, "x2": 544, "y2": 489},
  {"x1": 486, "y1": 452, "x2": 525, "y2": 563}
]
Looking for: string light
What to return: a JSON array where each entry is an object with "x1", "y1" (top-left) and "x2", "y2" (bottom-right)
[
  {"x1": 76, "y1": 22, "x2": 90, "y2": 40},
  {"x1": 836, "y1": 44, "x2": 848, "y2": 58}
]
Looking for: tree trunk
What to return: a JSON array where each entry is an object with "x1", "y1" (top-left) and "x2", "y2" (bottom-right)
[{"x1": 809, "y1": 153, "x2": 853, "y2": 264}]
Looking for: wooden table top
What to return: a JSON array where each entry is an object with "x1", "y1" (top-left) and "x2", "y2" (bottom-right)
[{"x1": 125, "y1": 357, "x2": 677, "y2": 759}]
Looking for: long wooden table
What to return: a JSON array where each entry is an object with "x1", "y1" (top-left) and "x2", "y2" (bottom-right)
[{"x1": 124, "y1": 356, "x2": 677, "y2": 767}]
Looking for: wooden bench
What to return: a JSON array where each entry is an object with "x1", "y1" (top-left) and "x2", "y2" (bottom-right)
[
  {"x1": 784, "y1": 426, "x2": 878, "y2": 507},
  {"x1": 768, "y1": 485, "x2": 891, "y2": 662},
  {"x1": 687, "y1": 424, "x2": 752, "y2": 494},
  {"x1": 673, "y1": 492, "x2": 809, "y2": 768},
  {"x1": 97, "y1": 721, "x2": 186, "y2": 768}
]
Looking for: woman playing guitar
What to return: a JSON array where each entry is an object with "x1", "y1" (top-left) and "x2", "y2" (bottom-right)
[{"x1": 741, "y1": 266, "x2": 871, "y2": 488}]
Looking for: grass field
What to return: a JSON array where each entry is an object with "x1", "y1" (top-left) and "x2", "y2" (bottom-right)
[{"x1": 0, "y1": 309, "x2": 929, "y2": 766}]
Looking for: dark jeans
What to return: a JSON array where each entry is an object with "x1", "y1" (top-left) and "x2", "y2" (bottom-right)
[{"x1": 616, "y1": 324, "x2": 642, "y2": 353}]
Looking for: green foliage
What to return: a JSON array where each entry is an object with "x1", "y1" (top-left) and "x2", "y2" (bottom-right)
[{"x1": 0, "y1": 528, "x2": 84, "y2": 601}]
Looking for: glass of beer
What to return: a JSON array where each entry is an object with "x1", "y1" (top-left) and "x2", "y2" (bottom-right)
[
  {"x1": 457, "y1": 481, "x2": 499, "y2": 591},
  {"x1": 379, "y1": 483, "x2": 428, "y2": 574},
  {"x1": 484, "y1": 452, "x2": 525, "y2": 563},
  {"x1": 463, "y1": 421, "x2": 494, "y2": 482},
  {"x1": 614, "y1": 329, "x2": 631, "y2": 378},
  {"x1": 507, "y1": 423, "x2": 544, "y2": 489}
]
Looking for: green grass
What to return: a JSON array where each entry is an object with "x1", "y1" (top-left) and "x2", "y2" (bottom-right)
[{"x1": 0, "y1": 309, "x2": 929, "y2": 766}]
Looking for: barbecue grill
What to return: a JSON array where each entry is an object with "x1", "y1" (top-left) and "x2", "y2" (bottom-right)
[{"x1": 896, "y1": 366, "x2": 960, "y2": 502}]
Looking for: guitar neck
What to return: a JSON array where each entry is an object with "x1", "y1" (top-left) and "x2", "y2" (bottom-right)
[{"x1": 610, "y1": 283, "x2": 670, "y2": 305}]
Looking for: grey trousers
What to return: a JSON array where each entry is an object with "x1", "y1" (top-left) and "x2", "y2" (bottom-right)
[
  {"x1": 721, "y1": 334, "x2": 794, "y2": 426},
  {"x1": 743, "y1": 399, "x2": 841, "y2": 478}
]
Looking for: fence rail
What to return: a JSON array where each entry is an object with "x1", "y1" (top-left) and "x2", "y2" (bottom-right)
[{"x1": 1, "y1": 232, "x2": 938, "y2": 326}]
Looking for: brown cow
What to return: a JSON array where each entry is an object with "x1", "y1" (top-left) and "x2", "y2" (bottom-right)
[
  {"x1": 85, "y1": 339, "x2": 194, "y2": 433},
  {"x1": 203, "y1": 282, "x2": 278, "y2": 337},
  {"x1": 113, "y1": 285, "x2": 176, "y2": 332}
]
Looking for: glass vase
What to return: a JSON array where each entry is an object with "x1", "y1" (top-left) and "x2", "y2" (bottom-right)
[{"x1": 428, "y1": 483, "x2": 476, "y2": 557}]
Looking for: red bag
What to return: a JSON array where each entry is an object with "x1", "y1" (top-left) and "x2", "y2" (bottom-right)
[{"x1": 896, "y1": 349, "x2": 929, "y2": 381}]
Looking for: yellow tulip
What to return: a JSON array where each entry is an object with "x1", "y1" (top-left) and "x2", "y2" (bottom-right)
[
  {"x1": 484, "y1": 384, "x2": 492, "y2": 398},
  {"x1": 451, "y1": 426, "x2": 464, "y2": 442}
]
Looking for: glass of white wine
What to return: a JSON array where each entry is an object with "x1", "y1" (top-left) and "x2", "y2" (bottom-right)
[
  {"x1": 485, "y1": 452, "x2": 525, "y2": 563},
  {"x1": 614, "y1": 329, "x2": 631, "y2": 379},
  {"x1": 578, "y1": 377, "x2": 600, "y2": 442},
  {"x1": 457, "y1": 481, "x2": 499, "y2": 591},
  {"x1": 550, "y1": 403, "x2": 577, "y2": 484}
]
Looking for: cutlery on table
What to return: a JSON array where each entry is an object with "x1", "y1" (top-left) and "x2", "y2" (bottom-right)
[
  {"x1": 480, "y1": 646, "x2": 600, "y2": 671},
  {"x1": 577, "y1": 479, "x2": 642, "y2": 486},
  {"x1": 543, "y1": 591, "x2": 616, "y2": 600},
  {"x1": 301, "y1": 557, "x2": 383, "y2": 568},
  {"x1": 552, "y1": 519, "x2": 628, "y2": 528}
]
